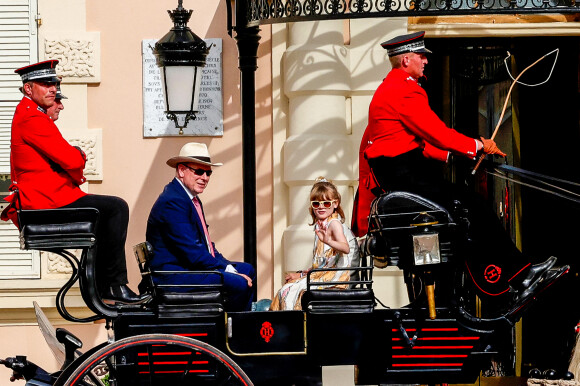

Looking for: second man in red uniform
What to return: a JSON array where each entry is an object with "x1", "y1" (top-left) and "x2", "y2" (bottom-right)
[{"x1": 354, "y1": 31, "x2": 563, "y2": 309}]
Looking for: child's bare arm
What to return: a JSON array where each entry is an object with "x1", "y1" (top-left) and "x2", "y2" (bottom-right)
[{"x1": 322, "y1": 220, "x2": 350, "y2": 254}]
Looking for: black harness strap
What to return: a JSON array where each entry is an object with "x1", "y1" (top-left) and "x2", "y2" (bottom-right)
[{"x1": 487, "y1": 164, "x2": 580, "y2": 205}]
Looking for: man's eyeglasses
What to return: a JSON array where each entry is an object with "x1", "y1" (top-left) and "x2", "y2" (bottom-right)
[
  {"x1": 311, "y1": 200, "x2": 335, "y2": 209},
  {"x1": 183, "y1": 164, "x2": 213, "y2": 177}
]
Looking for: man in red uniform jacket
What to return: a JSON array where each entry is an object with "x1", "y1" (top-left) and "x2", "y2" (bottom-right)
[
  {"x1": 354, "y1": 32, "x2": 564, "y2": 308},
  {"x1": 2, "y1": 60, "x2": 149, "y2": 304}
]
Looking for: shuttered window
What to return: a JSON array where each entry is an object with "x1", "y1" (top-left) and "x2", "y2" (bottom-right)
[
  {"x1": 0, "y1": 0, "x2": 38, "y2": 174},
  {"x1": 0, "y1": 0, "x2": 39, "y2": 279},
  {"x1": 0, "y1": 200, "x2": 39, "y2": 279}
]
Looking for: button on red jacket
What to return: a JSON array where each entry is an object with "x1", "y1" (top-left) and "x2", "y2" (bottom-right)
[{"x1": 2, "y1": 97, "x2": 87, "y2": 227}]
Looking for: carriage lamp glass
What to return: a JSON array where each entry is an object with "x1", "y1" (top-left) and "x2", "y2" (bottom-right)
[
  {"x1": 154, "y1": 0, "x2": 209, "y2": 135},
  {"x1": 412, "y1": 233, "x2": 441, "y2": 265}
]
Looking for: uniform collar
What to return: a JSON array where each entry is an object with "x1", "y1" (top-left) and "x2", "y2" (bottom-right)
[
  {"x1": 390, "y1": 68, "x2": 419, "y2": 83},
  {"x1": 22, "y1": 95, "x2": 47, "y2": 114}
]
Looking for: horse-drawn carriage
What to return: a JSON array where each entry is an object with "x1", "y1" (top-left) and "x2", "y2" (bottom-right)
[{"x1": 2, "y1": 186, "x2": 567, "y2": 385}]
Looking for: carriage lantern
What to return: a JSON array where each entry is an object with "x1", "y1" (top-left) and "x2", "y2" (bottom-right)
[
  {"x1": 410, "y1": 212, "x2": 441, "y2": 266},
  {"x1": 154, "y1": 0, "x2": 209, "y2": 135}
]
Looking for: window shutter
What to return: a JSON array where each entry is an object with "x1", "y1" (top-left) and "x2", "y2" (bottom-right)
[
  {"x1": 0, "y1": 0, "x2": 38, "y2": 278},
  {"x1": 0, "y1": 201, "x2": 39, "y2": 278},
  {"x1": 0, "y1": 0, "x2": 38, "y2": 174}
]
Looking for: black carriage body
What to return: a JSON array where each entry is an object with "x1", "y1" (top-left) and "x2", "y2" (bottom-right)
[
  {"x1": 358, "y1": 308, "x2": 496, "y2": 385},
  {"x1": 110, "y1": 304, "x2": 497, "y2": 385},
  {"x1": 10, "y1": 190, "x2": 549, "y2": 386},
  {"x1": 111, "y1": 309, "x2": 319, "y2": 385},
  {"x1": 110, "y1": 311, "x2": 222, "y2": 383},
  {"x1": 226, "y1": 308, "x2": 495, "y2": 385}
]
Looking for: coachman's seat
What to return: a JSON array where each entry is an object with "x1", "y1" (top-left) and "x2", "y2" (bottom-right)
[
  {"x1": 17, "y1": 203, "x2": 123, "y2": 322},
  {"x1": 364, "y1": 191, "x2": 460, "y2": 270},
  {"x1": 363, "y1": 191, "x2": 462, "y2": 312}
]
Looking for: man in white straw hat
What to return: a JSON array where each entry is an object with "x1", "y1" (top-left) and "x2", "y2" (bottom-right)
[{"x1": 146, "y1": 142, "x2": 256, "y2": 311}]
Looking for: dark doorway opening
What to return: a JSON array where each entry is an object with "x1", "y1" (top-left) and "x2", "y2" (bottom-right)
[{"x1": 425, "y1": 35, "x2": 580, "y2": 376}]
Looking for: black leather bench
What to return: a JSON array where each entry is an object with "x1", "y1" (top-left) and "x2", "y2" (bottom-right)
[
  {"x1": 133, "y1": 241, "x2": 225, "y2": 315},
  {"x1": 19, "y1": 208, "x2": 99, "y2": 250},
  {"x1": 300, "y1": 265, "x2": 375, "y2": 314}
]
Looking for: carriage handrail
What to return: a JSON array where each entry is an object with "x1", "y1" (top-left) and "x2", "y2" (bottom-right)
[
  {"x1": 369, "y1": 209, "x2": 450, "y2": 218},
  {"x1": 305, "y1": 266, "x2": 373, "y2": 291},
  {"x1": 367, "y1": 221, "x2": 454, "y2": 232}
]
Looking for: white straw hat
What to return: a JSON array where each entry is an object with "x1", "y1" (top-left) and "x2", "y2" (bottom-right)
[{"x1": 166, "y1": 142, "x2": 223, "y2": 168}]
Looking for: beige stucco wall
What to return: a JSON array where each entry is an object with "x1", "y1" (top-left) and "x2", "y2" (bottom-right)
[
  {"x1": 83, "y1": 0, "x2": 273, "y2": 300},
  {"x1": 271, "y1": 19, "x2": 412, "y2": 309}
]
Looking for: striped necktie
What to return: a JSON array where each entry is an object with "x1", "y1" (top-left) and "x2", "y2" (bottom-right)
[{"x1": 192, "y1": 196, "x2": 215, "y2": 257}]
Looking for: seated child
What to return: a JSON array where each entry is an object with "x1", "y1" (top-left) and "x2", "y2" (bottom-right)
[{"x1": 270, "y1": 177, "x2": 359, "y2": 311}]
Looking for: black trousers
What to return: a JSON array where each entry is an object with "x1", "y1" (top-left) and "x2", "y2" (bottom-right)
[
  {"x1": 369, "y1": 149, "x2": 533, "y2": 297},
  {"x1": 62, "y1": 194, "x2": 129, "y2": 292}
]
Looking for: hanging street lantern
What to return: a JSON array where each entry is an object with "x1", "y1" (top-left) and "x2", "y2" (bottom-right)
[{"x1": 154, "y1": 0, "x2": 209, "y2": 135}]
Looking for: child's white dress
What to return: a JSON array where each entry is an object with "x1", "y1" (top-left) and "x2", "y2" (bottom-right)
[{"x1": 270, "y1": 213, "x2": 360, "y2": 311}]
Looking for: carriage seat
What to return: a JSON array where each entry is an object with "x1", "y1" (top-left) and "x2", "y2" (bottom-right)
[
  {"x1": 17, "y1": 207, "x2": 121, "y2": 322},
  {"x1": 18, "y1": 208, "x2": 99, "y2": 250},
  {"x1": 366, "y1": 191, "x2": 458, "y2": 268},
  {"x1": 133, "y1": 242, "x2": 224, "y2": 314},
  {"x1": 300, "y1": 266, "x2": 375, "y2": 314},
  {"x1": 301, "y1": 287, "x2": 375, "y2": 314}
]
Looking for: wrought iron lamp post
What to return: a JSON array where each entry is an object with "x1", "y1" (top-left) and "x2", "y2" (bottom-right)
[{"x1": 154, "y1": 0, "x2": 209, "y2": 135}]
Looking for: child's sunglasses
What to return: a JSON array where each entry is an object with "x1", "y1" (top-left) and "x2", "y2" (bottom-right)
[{"x1": 310, "y1": 200, "x2": 335, "y2": 209}]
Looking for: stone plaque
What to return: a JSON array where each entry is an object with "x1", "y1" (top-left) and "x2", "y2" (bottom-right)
[{"x1": 142, "y1": 38, "x2": 223, "y2": 137}]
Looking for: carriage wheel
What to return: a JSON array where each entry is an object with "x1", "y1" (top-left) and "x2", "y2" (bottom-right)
[{"x1": 53, "y1": 334, "x2": 253, "y2": 386}]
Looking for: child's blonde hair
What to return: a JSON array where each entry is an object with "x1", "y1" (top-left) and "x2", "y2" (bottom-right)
[{"x1": 308, "y1": 177, "x2": 345, "y2": 225}]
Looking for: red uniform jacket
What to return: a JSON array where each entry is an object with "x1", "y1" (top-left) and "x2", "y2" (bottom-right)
[
  {"x1": 352, "y1": 128, "x2": 378, "y2": 237},
  {"x1": 353, "y1": 68, "x2": 479, "y2": 236},
  {"x1": 2, "y1": 97, "x2": 87, "y2": 227}
]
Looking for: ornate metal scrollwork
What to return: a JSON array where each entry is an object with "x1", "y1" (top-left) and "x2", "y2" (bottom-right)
[
  {"x1": 247, "y1": 0, "x2": 580, "y2": 25},
  {"x1": 283, "y1": 0, "x2": 302, "y2": 15},
  {"x1": 324, "y1": 0, "x2": 347, "y2": 14},
  {"x1": 350, "y1": 0, "x2": 373, "y2": 13}
]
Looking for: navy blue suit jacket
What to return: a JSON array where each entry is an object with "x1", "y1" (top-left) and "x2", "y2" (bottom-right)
[{"x1": 147, "y1": 178, "x2": 231, "y2": 273}]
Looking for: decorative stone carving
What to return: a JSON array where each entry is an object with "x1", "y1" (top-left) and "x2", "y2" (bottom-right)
[
  {"x1": 46, "y1": 39, "x2": 95, "y2": 77},
  {"x1": 45, "y1": 251, "x2": 73, "y2": 274},
  {"x1": 40, "y1": 32, "x2": 101, "y2": 83},
  {"x1": 61, "y1": 128, "x2": 103, "y2": 181}
]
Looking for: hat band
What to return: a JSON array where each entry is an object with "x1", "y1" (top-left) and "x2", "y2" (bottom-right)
[
  {"x1": 387, "y1": 41, "x2": 427, "y2": 56},
  {"x1": 21, "y1": 68, "x2": 58, "y2": 82},
  {"x1": 186, "y1": 156, "x2": 212, "y2": 163}
]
